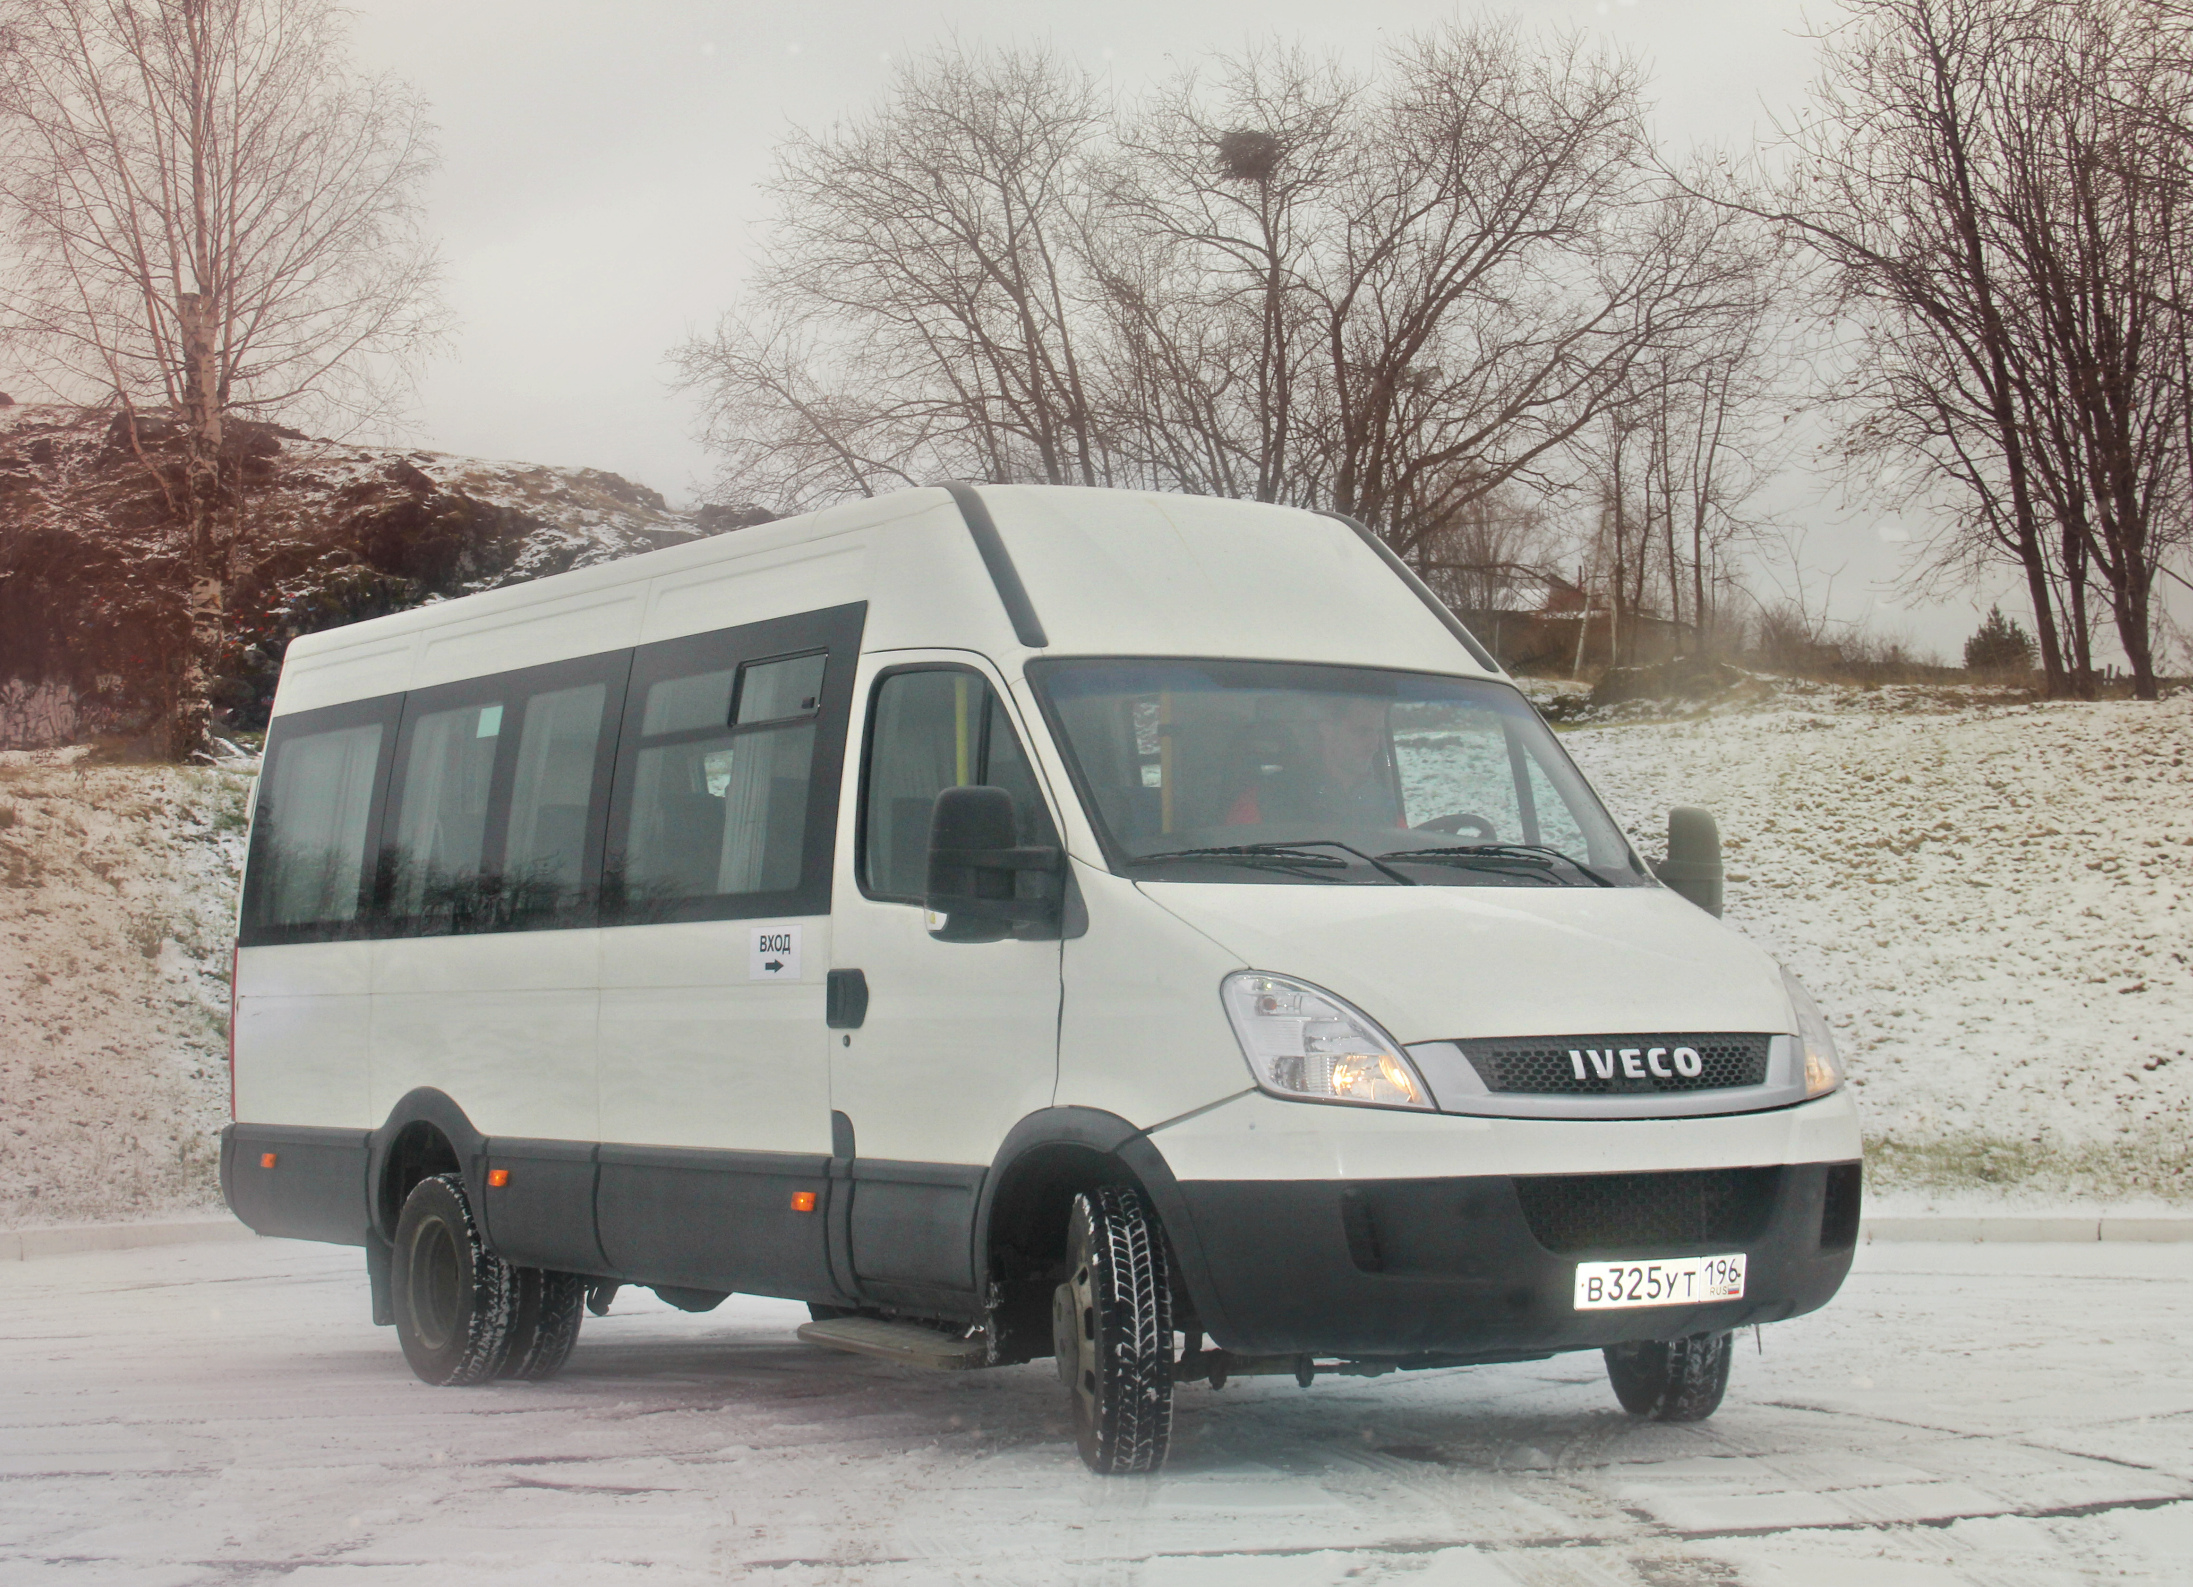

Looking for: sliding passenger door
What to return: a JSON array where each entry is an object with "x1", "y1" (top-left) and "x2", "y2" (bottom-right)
[
  {"x1": 828, "y1": 657, "x2": 1064, "y2": 1312},
  {"x1": 593, "y1": 603, "x2": 862, "y2": 1301}
]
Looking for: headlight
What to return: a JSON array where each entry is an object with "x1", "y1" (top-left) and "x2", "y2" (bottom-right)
[
  {"x1": 1781, "y1": 967, "x2": 1845, "y2": 1098},
  {"x1": 1219, "y1": 971, "x2": 1432, "y2": 1109}
]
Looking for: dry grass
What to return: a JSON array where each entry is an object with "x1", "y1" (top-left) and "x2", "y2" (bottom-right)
[{"x1": 1865, "y1": 1128, "x2": 2193, "y2": 1204}]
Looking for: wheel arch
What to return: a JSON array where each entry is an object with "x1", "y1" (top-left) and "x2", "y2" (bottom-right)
[
  {"x1": 973, "y1": 1107, "x2": 1231, "y2": 1354},
  {"x1": 367, "y1": 1088, "x2": 487, "y2": 1242}
]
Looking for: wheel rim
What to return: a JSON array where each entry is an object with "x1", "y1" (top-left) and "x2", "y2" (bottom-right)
[
  {"x1": 408, "y1": 1217, "x2": 461, "y2": 1351},
  {"x1": 1055, "y1": 1224, "x2": 1099, "y2": 1436}
]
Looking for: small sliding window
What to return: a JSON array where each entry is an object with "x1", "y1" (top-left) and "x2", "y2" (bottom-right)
[
  {"x1": 377, "y1": 650, "x2": 630, "y2": 936},
  {"x1": 605, "y1": 602, "x2": 863, "y2": 925},
  {"x1": 239, "y1": 694, "x2": 402, "y2": 946}
]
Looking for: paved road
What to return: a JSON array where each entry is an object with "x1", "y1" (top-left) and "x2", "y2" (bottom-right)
[{"x1": 4, "y1": 1236, "x2": 2189, "y2": 1584}]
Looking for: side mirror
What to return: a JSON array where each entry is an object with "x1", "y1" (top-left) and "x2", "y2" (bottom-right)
[
  {"x1": 925, "y1": 785, "x2": 1063, "y2": 943},
  {"x1": 1655, "y1": 805, "x2": 1724, "y2": 917}
]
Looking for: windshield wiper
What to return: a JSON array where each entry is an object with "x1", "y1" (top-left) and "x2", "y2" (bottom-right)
[
  {"x1": 1126, "y1": 843, "x2": 1349, "y2": 879},
  {"x1": 1377, "y1": 843, "x2": 1618, "y2": 888},
  {"x1": 1127, "y1": 841, "x2": 1415, "y2": 885}
]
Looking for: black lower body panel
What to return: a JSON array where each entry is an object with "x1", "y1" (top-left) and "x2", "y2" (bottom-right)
[
  {"x1": 594, "y1": 1144, "x2": 839, "y2": 1302},
  {"x1": 481, "y1": 1137, "x2": 605, "y2": 1273},
  {"x1": 221, "y1": 1123, "x2": 373, "y2": 1245},
  {"x1": 227, "y1": 1113, "x2": 903, "y2": 1312},
  {"x1": 847, "y1": 1158, "x2": 985, "y2": 1313},
  {"x1": 1170, "y1": 1161, "x2": 1860, "y2": 1357}
]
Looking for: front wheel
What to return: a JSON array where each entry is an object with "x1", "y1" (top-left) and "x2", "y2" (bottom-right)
[
  {"x1": 391, "y1": 1173, "x2": 517, "y2": 1386},
  {"x1": 1052, "y1": 1187, "x2": 1174, "y2": 1475},
  {"x1": 1603, "y1": 1331, "x2": 1733, "y2": 1421}
]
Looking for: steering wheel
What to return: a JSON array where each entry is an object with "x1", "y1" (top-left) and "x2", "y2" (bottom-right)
[{"x1": 1416, "y1": 812, "x2": 1498, "y2": 840}]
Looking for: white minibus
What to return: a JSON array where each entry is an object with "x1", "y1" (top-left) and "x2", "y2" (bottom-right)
[{"x1": 223, "y1": 483, "x2": 1861, "y2": 1474}]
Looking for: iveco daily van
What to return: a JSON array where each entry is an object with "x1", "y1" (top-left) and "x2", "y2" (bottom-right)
[{"x1": 222, "y1": 483, "x2": 1861, "y2": 1474}]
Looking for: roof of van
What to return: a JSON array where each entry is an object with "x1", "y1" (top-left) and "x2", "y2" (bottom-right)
[{"x1": 270, "y1": 484, "x2": 1502, "y2": 716}]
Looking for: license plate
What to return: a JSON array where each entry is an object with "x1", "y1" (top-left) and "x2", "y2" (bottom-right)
[{"x1": 1573, "y1": 1253, "x2": 1746, "y2": 1310}]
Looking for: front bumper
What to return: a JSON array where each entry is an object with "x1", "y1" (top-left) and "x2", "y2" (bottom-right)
[{"x1": 1165, "y1": 1159, "x2": 1861, "y2": 1358}]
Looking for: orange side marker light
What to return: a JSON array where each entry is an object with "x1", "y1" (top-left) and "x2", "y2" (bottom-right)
[
  {"x1": 259, "y1": 1152, "x2": 277, "y2": 1169},
  {"x1": 488, "y1": 1169, "x2": 510, "y2": 1188},
  {"x1": 790, "y1": 1191, "x2": 817, "y2": 1213}
]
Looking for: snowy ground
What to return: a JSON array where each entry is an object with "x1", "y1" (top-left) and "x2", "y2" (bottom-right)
[
  {"x1": 1553, "y1": 684, "x2": 2193, "y2": 1205},
  {"x1": 4, "y1": 1236, "x2": 2190, "y2": 1584},
  {"x1": 0, "y1": 748, "x2": 251, "y2": 1224}
]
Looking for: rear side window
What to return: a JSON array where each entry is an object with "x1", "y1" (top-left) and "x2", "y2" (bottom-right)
[
  {"x1": 240, "y1": 698, "x2": 399, "y2": 942},
  {"x1": 386, "y1": 699, "x2": 505, "y2": 925},
  {"x1": 239, "y1": 601, "x2": 864, "y2": 943},
  {"x1": 377, "y1": 653, "x2": 627, "y2": 935},
  {"x1": 860, "y1": 668, "x2": 1056, "y2": 903}
]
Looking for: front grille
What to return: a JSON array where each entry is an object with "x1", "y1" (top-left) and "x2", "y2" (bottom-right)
[
  {"x1": 1461, "y1": 1034, "x2": 1771, "y2": 1095},
  {"x1": 1514, "y1": 1167, "x2": 1780, "y2": 1255}
]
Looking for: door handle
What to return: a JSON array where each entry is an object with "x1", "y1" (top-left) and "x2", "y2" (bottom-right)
[{"x1": 826, "y1": 968, "x2": 869, "y2": 1030}]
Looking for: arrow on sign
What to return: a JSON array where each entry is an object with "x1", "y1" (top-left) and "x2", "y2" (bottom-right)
[{"x1": 764, "y1": 959, "x2": 784, "y2": 974}]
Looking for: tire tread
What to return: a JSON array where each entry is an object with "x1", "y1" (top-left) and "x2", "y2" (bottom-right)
[
  {"x1": 1081, "y1": 1186, "x2": 1174, "y2": 1475},
  {"x1": 500, "y1": 1269, "x2": 586, "y2": 1381},
  {"x1": 1604, "y1": 1330, "x2": 1732, "y2": 1421}
]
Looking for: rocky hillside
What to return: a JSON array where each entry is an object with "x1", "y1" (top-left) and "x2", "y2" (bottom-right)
[{"x1": 0, "y1": 402, "x2": 764, "y2": 745}]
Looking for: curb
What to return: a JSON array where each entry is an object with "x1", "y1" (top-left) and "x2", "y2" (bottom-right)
[
  {"x1": 1863, "y1": 1216, "x2": 2193, "y2": 1244},
  {"x1": 3, "y1": 1219, "x2": 257, "y2": 1260}
]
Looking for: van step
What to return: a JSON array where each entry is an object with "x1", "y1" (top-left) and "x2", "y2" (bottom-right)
[{"x1": 796, "y1": 1317, "x2": 989, "y2": 1371}]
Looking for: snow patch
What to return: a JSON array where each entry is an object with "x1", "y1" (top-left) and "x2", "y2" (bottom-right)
[
  {"x1": 1563, "y1": 685, "x2": 2193, "y2": 1200},
  {"x1": 0, "y1": 755, "x2": 251, "y2": 1223}
]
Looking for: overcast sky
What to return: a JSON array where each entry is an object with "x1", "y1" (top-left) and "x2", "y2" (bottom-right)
[{"x1": 342, "y1": 0, "x2": 2182, "y2": 662}]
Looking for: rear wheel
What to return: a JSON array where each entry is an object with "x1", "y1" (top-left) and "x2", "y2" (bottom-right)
[
  {"x1": 499, "y1": 1268, "x2": 586, "y2": 1381},
  {"x1": 391, "y1": 1173, "x2": 516, "y2": 1386},
  {"x1": 1052, "y1": 1187, "x2": 1173, "y2": 1475},
  {"x1": 1604, "y1": 1331, "x2": 1732, "y2": 1421}
]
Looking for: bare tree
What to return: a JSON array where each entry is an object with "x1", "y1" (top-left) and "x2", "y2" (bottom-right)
[
  {"x1": 1990, "y1": 0, "x2": 2185, "y2": 698},
  {"x1": 673, "y1": 43, "x2": 1105, "y2": 505},
  {"x1": 1764, "y1": 0, "x2": 2193, "y2": 699},
  {"x1": 1573, "y1": 176, "x2": 1794, "y2": 662},
  {"x1": 1094, "y1": 43, "x2": 1358, "y2": 503},
  {"x1": 1306, "y1": 23, "x2": 1663, "y2": 555},
  {"x1": 1410, "y1": 481, "x2": 1561, "y2": 612},
  {"x1": 678, "y1": 24, "x2": 1753, "y2": 573},
  {"x1": 0, "y1": 0, "x2": 444, "y2": 755},
  {"x1": 1767, "y1": 0, "x2": 2073, "y2": 692}
]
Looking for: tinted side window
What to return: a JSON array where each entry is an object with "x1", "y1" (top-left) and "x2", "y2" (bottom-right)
[
  {"x1": 378, "y1": 652, "x2": 628, "y2": 936},
  {"x1": 606, "y1": 603, "x2": 864, "y2": 924},
  {"x1": 387, "y1": 698, "x2": 506, "y2": 927},
  {"x1": 502, "y1": 681, "x2": 612, "y2": 925},
  {"x1": 241, "y1": 699, "x2": 398, "y2": 941},
  {"x1": 860, "y1": 669, "x2": 1057, "y2": 903},
  {"x1": 621, "y1": 658, "x2": 818, "y2": 905}
]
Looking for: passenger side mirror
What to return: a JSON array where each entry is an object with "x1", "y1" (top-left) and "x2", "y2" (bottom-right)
[
  {"x1": 925, "y1": 785, "x2": 1063, "y2": 943},
  {"x1": 1655, "y1": 806, "x2": 1724, "y2": 918}
]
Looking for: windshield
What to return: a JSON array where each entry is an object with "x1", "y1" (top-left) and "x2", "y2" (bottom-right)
[{"x1": 1028, "y1": 658, "x2": 1648, "y2": 887}]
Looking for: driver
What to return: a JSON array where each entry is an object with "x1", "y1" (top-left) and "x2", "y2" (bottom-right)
[{"x1": 1223, "y1": 695, "x2": 1403, "y2": 829}]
